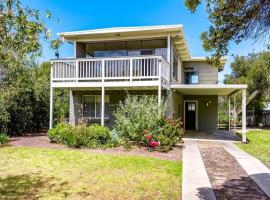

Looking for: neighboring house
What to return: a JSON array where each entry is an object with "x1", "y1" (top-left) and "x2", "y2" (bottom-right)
[{"x1": 50, "y1": 25, "x2": 248, "y2": 142}]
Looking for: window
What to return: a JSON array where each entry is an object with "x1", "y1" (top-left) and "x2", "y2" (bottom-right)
[
  {"x1": 188, "y1": 103, "x2": 196, "y2": 111},
  {"x1": 173, "y1": 56, "x2": 178, "y2": 80},
  {"x1": 184, "y1": 71, "x2": 199, "y2": 84},
  {"x1": 85, "y1": 39, "x2": 167, "y2": 58},
  {"x1": 140, "y1": 49, "x2": 154, "y2": 55},
  {"x1": 82, "y1": 95, "x2": 109, "y2": 118}
]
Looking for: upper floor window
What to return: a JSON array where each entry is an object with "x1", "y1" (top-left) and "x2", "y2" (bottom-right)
[
  {"x1": 85, "y1": 39, "x2": 167, "y2": 58},
  {"x1": 173, "y1": 56, "x2": 178, "y2": 80},
  {"x1": 184, "y1": 69, "x2": 199, "y2": 84}
]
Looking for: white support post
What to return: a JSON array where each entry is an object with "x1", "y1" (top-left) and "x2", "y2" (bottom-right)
[
  {"x1": 74, "y1": 41, "x2": 77, "y2": 58},
  {"x1": 167, "y1": 35, "x2": 171, "y2": 64},
  {"x1": 228, "y1": 97, "x2": 231, "y2": 131},
  {"x1": 75, "y1": 60, "x2": 79, "y2": 82},
  {"x1": 102, "y1": 60, "x2": 105, "y2": 82},
  {"x1": 130, "y1": 58, "x2": 133, "y2": 82},
  {"x1": 49, "y1": 85, "x2": 54, "y2": 129},
  {"x1": 234, "y1": 96, "x2": 237, "y2": 130},
  {"x1": 101, "y1": 86, "x2": 105, "y2": 126},
  {"x1": 242, "y1": 89, "x2": 247, "y2": 143},
  {"x1": 49, "y1": 63, "x2": 54, "y2": 129},
  {"x1": 158, "y1": 59, "x2": 162, "y2": 104}
]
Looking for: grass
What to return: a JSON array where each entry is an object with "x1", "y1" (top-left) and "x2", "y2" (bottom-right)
[
  {"x1": 0, "y1": 146, "x2": 181, "y2": 200},
  {"x1": 236, "y1": 130, "x2": 270, "y2": 167}
]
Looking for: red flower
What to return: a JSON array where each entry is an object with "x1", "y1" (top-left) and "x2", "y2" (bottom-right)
[{"x1": 149, "y1": 141, "x2": 159, "y2": 148}]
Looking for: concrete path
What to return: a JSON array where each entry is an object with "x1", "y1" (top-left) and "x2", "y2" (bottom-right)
[
  {"x1": 223, "y1": 142, "x2": 270, "y2": 198},
  {"x1": 182, "y1": 139, "x2": 216, "y2": 200}
]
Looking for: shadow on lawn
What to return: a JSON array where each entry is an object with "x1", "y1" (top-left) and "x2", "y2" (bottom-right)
[
  {"x1": 0, "y1": 174, "x2": 69, "y2": 200},
  {"x1": 196, "y1": 174, "x2": 270, "y2": 200}
]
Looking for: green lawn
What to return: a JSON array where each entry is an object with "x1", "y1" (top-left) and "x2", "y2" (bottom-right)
[
  {"x1": 0, "y1": 146, "x2": 181, "y2": 200},
  {"x1": 236, "y1": 130, "x2": 270, "y2": 167}
]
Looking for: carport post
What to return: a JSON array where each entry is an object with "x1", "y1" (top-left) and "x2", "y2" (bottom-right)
[
  {"x1": 242, "y1": 89, "x2": 247, "y2": 143},
  {"x1": 228, "y1": 97, "x2": 231, "y2": 131},
  {"x1": 234, "y1": 96, "x2": 236, "y2": 130}
]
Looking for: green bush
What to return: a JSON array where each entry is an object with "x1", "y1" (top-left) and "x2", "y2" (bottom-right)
[
  {"x1": 0, "y1": 133, "x2": 9, "y2": 145},
  {"x1": 114, "y1": 95, "x2": 167, "y2": 144},
  {"x1": 85, "y1": 124, "x2": 111, "y2": 148},
  {"x1": 48, "y1": 123, "x2": 117, "y2": 148},
  {"x1": 155, "y1": 116, "x2": 184, "y2": 152},
  {"x1": 48, "y1": 122, "x2": 73, "y2": 143}
]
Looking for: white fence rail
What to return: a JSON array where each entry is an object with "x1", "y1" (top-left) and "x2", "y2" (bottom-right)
[{"x1": 51, "y1": 56, "x2": 170, "y2": 83}]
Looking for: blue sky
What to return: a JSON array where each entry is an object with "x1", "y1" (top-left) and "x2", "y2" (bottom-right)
[{"x1": 22, "y1": 0, "x2": 266, "y2": 82}]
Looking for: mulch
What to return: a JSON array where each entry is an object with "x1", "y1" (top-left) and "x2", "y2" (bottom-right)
[
  {"x1": 8, "y1": 133, "x2": 182, "y2": 161},
  {"x1": 197, "y1": 141, "x2": 269, "y2": 200}
]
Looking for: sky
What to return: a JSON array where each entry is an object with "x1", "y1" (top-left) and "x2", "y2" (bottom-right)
[{"x1": 22, "y1": 0, "x2": 266, "y2": 82}]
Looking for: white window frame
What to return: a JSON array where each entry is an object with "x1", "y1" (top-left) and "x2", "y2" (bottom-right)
[{"x1": 82, "y1": 95, "x2": 109, "y2": 118}]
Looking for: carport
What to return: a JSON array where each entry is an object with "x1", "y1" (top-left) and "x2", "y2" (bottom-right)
[{"x1": 170, "y1": 84, "x2": 248, "y2": 143}]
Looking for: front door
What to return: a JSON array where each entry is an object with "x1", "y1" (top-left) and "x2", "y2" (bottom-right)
[{"x1": 185, "y1": 102, "x2": 196, "y2": 130}]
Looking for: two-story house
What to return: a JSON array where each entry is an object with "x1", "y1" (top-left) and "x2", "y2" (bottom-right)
[{"x1": 50, "y1": 25, "x2": 248, "y2": 142}]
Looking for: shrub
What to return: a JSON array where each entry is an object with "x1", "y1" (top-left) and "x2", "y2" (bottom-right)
[
  {"x1": 156, "y1": 116, "x2": 184, "y2": 152},
  {"x1": 48, "y1": 122, "x2": 72, "y2": 143},
  {"x1": 85, "y1": 124, "x2": 111, "y2": 148},
  {"x1": 114, "y1": 95, "x2": 167, "y2": 144},
  {"x1": 0, "y1": 133, "x2": 9, "y2": 145},
  {"x1": 48, "y1": 123, "x2": 117, "y2": 148}
]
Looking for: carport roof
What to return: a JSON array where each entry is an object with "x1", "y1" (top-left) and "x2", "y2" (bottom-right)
[{"x1": 170, "y1": 84, "x2": 247, "y2": 96}]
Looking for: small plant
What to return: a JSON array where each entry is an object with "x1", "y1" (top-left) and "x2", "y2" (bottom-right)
[{"x1": 0, "y1": 133, "x2": 9, "y2": 145}]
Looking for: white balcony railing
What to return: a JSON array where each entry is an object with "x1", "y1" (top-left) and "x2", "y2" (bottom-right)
[{"x1": 51, "y1": 56, "x2": 170, "y2": 84}]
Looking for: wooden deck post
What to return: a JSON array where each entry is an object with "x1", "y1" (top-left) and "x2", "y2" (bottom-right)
[{"x1": 242, "y1": 89, "x2": 247, "y2": 143}]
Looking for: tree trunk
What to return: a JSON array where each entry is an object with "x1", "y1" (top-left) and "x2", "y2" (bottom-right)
[{"x1": 236, "y1": 89, "x2": 260, "y2": 116}]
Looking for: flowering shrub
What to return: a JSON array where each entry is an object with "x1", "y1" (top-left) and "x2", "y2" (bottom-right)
[
  {"x1": 143, "y1": 115, "x2": 184, "y2": 152},
  {"x1": 157, "y1": 115, "x2": 184, "y2": 152}
]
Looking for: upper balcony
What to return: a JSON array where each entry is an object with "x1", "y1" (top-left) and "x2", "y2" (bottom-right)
[{"x1": 51, "y1": 55, "x2": 170, "y2": 89}]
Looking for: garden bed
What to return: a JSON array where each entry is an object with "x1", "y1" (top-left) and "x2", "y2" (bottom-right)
[{"x1": 9, "y1": 133, "x2": 182, "y2": 161}]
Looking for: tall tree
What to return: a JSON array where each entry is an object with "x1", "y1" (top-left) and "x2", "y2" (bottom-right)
[
  {"x1": 224, "y1": 51, "x2": 270, "y2": 118},
  {"x1": 185, "y1": 0, "x2": 270, "y2": 66},
  {"x1": 0, "y1": 0, "x2": 51, "y2": 69},
  {"x1": 0, "y1": 1, "x2": 67, "y2": 134}
]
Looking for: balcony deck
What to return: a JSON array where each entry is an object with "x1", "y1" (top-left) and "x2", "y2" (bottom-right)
[{"x1": 51, "y1": 56, "x2": 170, "y2": 89}]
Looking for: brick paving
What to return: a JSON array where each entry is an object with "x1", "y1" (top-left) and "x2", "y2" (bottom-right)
[{"x1": 197, "y1": 141, "x2": 269, "y2": 200}]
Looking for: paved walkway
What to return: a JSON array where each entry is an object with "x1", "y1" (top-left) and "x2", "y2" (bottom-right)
[
  {"x1": 182, "y1": 139, "x2": 270, "y2": 200},
  {"x1": 182, "y1": 140, "x2": 216, "y2": 200},
  {"x1": 223, "y1": 142, "x2": 270, "y2": 197}
]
